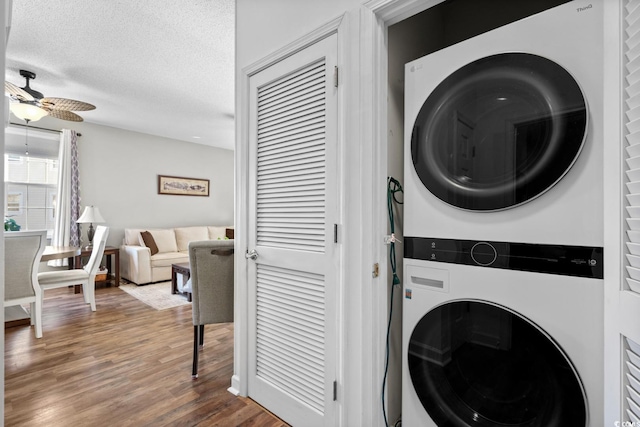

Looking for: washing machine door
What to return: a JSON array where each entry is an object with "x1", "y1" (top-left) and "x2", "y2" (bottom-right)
[
  {"x1": 411, "y1": 53, "x2": 587, "y2": 211},
  {"x1": 408, "y1": 301, "x2": 586, "y2": 426}
]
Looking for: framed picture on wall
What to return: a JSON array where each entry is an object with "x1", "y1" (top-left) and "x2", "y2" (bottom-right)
[{"x1": 158, "y1": 175, "x2": 210, "y2": 196}]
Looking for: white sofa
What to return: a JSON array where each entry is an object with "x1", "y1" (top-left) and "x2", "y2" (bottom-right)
[{"x1": 120, "y1": 225, "x2": 233, "y2": 285}]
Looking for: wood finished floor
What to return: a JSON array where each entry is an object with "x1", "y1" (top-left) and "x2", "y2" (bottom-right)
[{"x1": 4, "y1": 285, "x2": 288, "y2": 427}]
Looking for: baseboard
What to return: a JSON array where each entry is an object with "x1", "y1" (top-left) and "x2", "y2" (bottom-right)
[{"x1": 228, "y1": 374, "x2": 242, "y2": 396}]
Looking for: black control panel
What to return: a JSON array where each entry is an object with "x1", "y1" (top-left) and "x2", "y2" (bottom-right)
[{"x1": 404, "y1": 237, "x2": 603, "y2": 279}]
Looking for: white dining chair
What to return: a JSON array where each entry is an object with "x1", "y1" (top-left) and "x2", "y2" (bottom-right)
[
  {"x1": 38, "y1": 226, "x2": 109, "y2": 312},
  {"x1": 4, "y1": 230, "x2": 47, "y2": 338}
]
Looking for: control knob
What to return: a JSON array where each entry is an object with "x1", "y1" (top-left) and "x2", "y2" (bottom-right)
[{"x1": 471, "y1": 242, "x2": 497, "y2": 266}]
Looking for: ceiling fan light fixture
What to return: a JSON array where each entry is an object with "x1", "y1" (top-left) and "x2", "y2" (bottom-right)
[
  {"x1": 10, "y1": 102, "x2": 48, "y2": 122},
  {"x1": 6, "y1": 70, "x2": 95, "y2": 122}
]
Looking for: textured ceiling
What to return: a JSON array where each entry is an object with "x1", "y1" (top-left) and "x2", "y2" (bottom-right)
[{"x1": 5, "y1": 0, "x2": 235, "y2": 150}]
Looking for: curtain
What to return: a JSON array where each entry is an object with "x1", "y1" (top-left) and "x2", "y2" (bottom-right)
[{"x1": 49, "y1": 129, "x2": 80, "y2": 267}]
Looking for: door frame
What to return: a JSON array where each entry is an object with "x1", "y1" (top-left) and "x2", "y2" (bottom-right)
[
  {"x1": 364, "y1": 1, "x2": 623, "y2": 425},
  {"x1": 602, "y1": 0, "x2": 625, "y2": 424}
]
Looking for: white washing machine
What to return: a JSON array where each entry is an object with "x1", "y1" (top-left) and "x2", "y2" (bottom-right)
[
  {"x1": 402, "y1": 1, "x2": 604, "y2": 426},
  {"x1": 402, "y1": 259, "x2": 603, "y2": 426}
]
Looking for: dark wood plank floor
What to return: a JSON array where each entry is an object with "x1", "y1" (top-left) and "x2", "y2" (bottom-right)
[{"x1": 5, "y1": 285, "x2": 288, "y2": 427}]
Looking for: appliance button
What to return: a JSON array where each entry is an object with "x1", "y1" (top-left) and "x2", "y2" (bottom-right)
[{"x1": 471, "y1": 242, "x2": 497, "y2": 266}]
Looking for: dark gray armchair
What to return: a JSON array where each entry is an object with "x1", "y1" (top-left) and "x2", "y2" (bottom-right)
[{"x1": 188, "y1": 239, "x2": 234, "y2": 379}]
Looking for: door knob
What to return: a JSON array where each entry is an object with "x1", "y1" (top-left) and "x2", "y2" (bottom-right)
[{"x1": 245, "y1": 249, "x2": 258, "y2": 260}]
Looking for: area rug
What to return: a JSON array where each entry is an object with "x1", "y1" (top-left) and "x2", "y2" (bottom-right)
[{"x1": 118, "y1": 281, "x2": 191, "y2": 310}]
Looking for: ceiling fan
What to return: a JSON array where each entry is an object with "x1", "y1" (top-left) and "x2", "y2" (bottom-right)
[{"x1": 4, "y1": 69, "x2": 95, "y2": 122}]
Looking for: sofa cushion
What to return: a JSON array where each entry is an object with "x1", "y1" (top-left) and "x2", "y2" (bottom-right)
[
  {"x1": 140, "y1": 231, "x2": 159, "y2": 255},
  {"x1": 149, "y1": 229, "x2": 178, "y2": 253},
  {"x1": 208, "y1": 226, "x2": 227, "y2": 240},
  {"x1": 150, "y1": 251, "x2": 189, "y2": 268},
  {"x1": 175, "y1": 226, "x2": 209, "y2": 252}
]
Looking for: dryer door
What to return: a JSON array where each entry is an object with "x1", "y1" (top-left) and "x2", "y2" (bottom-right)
[
  {"x1": 411, "y1": 53, "x2": 587, "y2": 211},
  {"x1": 408, "y1": 300, "x2": 586, "y2": 426}
]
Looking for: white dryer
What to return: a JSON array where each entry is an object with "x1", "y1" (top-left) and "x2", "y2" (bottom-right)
[
  {"x1": 402, "y1": 1, "x2": 604, "y2": 426},
  {"x1": 403, "y1": 0, "x2": 603, "y2": 246}
]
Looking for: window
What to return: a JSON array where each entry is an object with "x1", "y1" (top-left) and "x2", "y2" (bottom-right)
[{"x1": 4, "y1": 154, "x2": 58, "y2": 233}]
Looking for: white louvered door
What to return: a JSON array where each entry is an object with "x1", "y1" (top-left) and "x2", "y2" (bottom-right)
[
  {"x1": 246, "y1": 34, "x2": 339, "y2": 427},
  {"x1": 615, "y1": 0, "x2": 640, "y2": 423}
]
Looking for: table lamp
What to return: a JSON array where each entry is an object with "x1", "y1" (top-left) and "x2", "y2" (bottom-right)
[{"x1": 76, "y1": 206, "x2": 105, "y2": 250}]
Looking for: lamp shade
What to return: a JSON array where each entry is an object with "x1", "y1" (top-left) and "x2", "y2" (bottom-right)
[
  {"x1": 10, "y1": 102, "x2": 48, "y2": 122},
  {"x1": 77, "y1": 206, "x2": 105, "y2": 224}
]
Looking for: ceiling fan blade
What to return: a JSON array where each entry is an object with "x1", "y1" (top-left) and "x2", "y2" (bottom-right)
[
  {"x1": 5, "y1": 81, "x2": 34, "y2": 101},
  {"x1": 46, "y1": 109, "x2": 83, "y2": 122},
  {"x1": 40, "y1": 97, "x2": 95, "y2": 111}
]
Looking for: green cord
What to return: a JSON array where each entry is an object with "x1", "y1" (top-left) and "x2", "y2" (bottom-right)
[
  {"x1": 383, "y1": 177, "x2": 403, "y2": 427},
  {"x1": 387, "y1": 177, "x2": 403, "y2": 286}
]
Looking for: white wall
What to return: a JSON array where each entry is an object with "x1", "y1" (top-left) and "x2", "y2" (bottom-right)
[
  {"x1": 236, "y1": 0, "x2": 360, "y2": 68},
  {"x1": 31, "y1": 116, "x2": 234, "y2": 248}
]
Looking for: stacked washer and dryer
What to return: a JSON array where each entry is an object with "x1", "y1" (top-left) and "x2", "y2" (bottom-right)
[{"x1": 402, "y1": 2, "x2": 604, "y2": 426}]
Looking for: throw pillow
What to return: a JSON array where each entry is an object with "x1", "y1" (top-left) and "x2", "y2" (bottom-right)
[
  {"x1": 225, "y1": 228, "x2": 234, "y2": 239},
  {"x1": 140, "y1": 231, "x2": 159, "y2": 255}
]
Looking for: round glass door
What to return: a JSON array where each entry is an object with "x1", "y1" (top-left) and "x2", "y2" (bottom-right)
[
  {"x1": 408, "y1": 301, "x2": 586, "y2": 426},
  {"x1": 410, "y1": 53, "x2": 587, "y2": 211}
]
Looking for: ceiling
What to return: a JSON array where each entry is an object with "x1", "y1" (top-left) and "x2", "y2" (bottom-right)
[{"x1": 4, "y1": 0, "x2": 235, "y2": 151}]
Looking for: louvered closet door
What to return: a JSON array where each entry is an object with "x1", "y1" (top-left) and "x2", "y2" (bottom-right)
[
  {"x1": 246, "y1": 33, "x2": 339, "y2": 427},
  {"x1": 621, "y1": 0, "x2": 640, "y2": 423}
]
